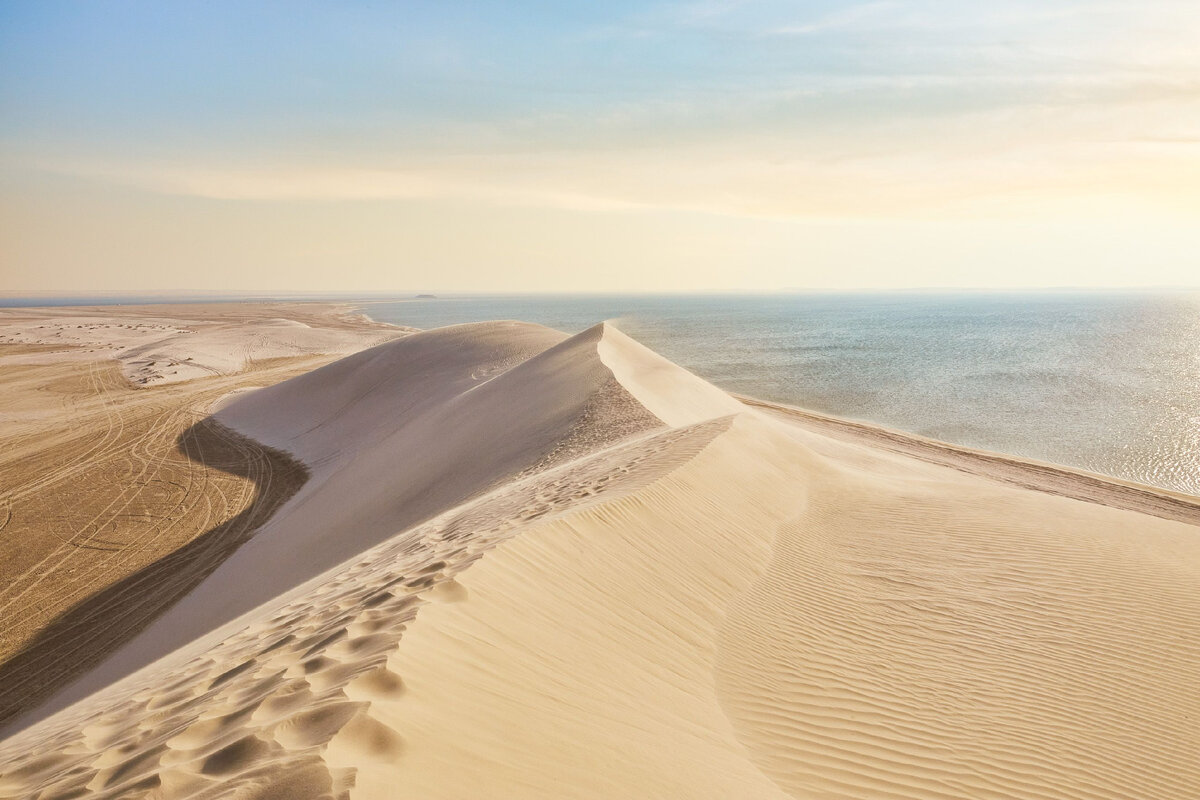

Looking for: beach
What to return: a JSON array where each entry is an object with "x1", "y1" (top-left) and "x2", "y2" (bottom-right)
[{"x1": 1, "y1": 304, "x2": 1198, "y2": 799}]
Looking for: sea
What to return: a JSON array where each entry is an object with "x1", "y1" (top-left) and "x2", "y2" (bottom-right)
[{"x1": 5, "y1": 291, "x2": 1198, "y2": 496}]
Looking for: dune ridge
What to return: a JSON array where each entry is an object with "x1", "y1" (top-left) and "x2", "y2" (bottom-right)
[{"x1": 2, "y1": 318, "x2": 1198, "y2": 799}]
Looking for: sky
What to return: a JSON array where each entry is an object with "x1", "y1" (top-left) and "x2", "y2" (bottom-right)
[{"x1": 2, "y1": 0, "x2": 1199, "y2": 292}]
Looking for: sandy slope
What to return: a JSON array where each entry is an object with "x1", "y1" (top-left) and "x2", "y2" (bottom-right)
[{"x1": 1, "y1": 319, "x2": 1198, "y2": 799}]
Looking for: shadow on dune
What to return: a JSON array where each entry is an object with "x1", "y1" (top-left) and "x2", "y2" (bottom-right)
[{"x1": 0, "y1": 418, "x2": 308, "y2": 733}]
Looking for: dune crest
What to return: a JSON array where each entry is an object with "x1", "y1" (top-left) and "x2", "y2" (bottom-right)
[
  {"x1": 2, "y1": 319, "x2": 1198, "y2": 800},
  {"x1": 597, "y1": 321, "x2": 744, "y2": 426}
]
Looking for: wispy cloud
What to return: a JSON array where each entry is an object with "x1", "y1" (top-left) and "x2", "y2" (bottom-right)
[
  {"x1": 24, "y1": 108, "x2": 1199, "y2": 224},
  {"x1": 4, "y1": 0, "x2": 1200, "y2": 289},
  {"x1": 7, "y1": 3, "x2": 1200, "y2": 216}
]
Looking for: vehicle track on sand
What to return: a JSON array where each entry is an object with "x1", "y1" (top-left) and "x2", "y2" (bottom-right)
[
  {"x1": 1, "y1": 360, "x2": 129, "y2": 504},
  {"x1": 0, "y1": 356, "x2": 318, "y2": 728}
]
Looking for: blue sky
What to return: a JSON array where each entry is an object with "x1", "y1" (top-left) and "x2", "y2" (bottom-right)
[{"x1": 3, "y1": 1, "x2": 1199, "y2": 291}]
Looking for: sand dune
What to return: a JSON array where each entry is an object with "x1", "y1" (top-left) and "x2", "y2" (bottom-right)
[{"x1": 1, "y1": 315, "x2": 1198, "y2": 799}]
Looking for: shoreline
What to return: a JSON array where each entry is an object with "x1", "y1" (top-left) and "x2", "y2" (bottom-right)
[{"x1": 741, "y1": 394, "x2": 1200, "y2": 522}]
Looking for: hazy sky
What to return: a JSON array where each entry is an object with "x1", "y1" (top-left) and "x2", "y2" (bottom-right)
[{"x1": 3, "y1": 0, "x2": 1199, "y2": 292}]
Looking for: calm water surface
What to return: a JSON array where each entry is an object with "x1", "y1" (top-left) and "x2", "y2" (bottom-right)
[{"x1": 366, "y1": 293, "x2": 1200, "y2": 496}]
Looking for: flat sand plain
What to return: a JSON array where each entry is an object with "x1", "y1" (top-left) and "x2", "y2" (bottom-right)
[{"x1": 0, "y1": 310, "x2": 1197, "y2": 800}]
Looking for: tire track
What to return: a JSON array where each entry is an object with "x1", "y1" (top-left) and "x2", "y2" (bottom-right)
[
  {"x1": 0, "y1": 407, "x2": 309, "y2": 726},
  {"x1": 0, "y1": 358, "x2": 317, "y2": 722}
]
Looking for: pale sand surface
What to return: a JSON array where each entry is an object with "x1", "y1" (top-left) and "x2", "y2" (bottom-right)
[
  {"x1": 0, "y1": 303, "x2": 407, "y2": 386},
  {"x1": 0, "y1": 310, "x2": 1197, "y2": 799}
]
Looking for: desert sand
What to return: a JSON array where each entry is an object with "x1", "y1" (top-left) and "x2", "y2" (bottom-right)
[{"x1": 0, "y1": 309, "x2": 1198, "y2": 800}]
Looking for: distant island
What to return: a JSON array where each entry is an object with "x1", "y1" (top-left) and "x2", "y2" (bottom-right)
[{"x1": 416, "y1": 294, "x2": 437, "y2": 299}]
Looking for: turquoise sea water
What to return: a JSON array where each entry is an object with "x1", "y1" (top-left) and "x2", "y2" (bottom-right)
[{"x1": 364, "y1": 292, "x2": 1200, "y2": 496}]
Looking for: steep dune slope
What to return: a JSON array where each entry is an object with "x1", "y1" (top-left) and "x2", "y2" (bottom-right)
[
  {"x1": 365, "y1": 412, "x2": 808, "y2": 799},
  {"x1": 364, "y1": 410, "x2": 1200, "y2": 800},
  {"x1": 2, "y1": 320, "x2": 1198, "y2": 800},
  {"x1": 597, "y1": 323, "x2": 743, "y2": 425},
  {"x1": 7, "y1": 321, "x2": 676, "y2": 730}
]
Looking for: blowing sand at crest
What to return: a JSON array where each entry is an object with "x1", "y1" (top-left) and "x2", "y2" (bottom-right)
[{"x1": 1, "y1": 310, "x2": 1198, "y2": 800}]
